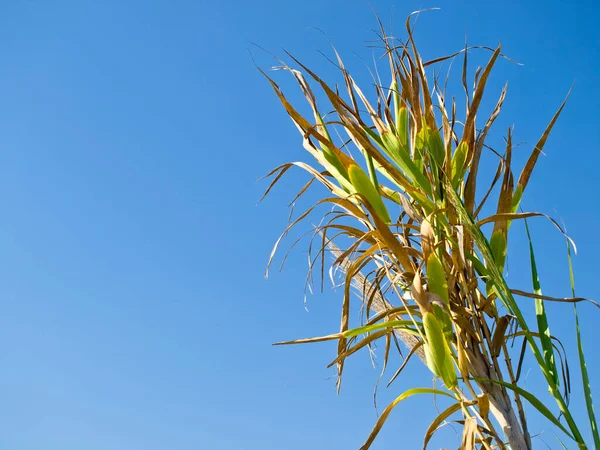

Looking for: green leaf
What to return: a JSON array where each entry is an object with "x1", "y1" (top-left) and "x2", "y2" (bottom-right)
[
  {"x1": 489, "y1": 229, "x2": 507, "y2": 272},
  {"x1": 396, "y1": 106, "x2": 409, "y2": 148},
  {"x1": 427, "y1": 126, "x2": 445, "y2": 168},
  {"x1": 567, "y1": 239, "x2": 600, "y2": 448},
  {"x1": 343, "y1": 320, "x2": 417, "y2": 338},
  {"x1": 380, "y1": 131, "x2": 432, "y2": 196},
  {"x1": 524, "y1": 219, "x2": 558, "y2": 388},
  {"x1": 365, "y1": 153, "x2": 379, "y2": 189},
  {"x1": 511, "y1": 184, "x2": 523, "y2": 213},
  {"x1": 554, "y1": 433, "x2": 569, "y2": 449},
  {"x1": 315, "y1": 113, "x2": 349, "y2": 182},
  {"x1": 451, "y1": 142, "x2": 468, "y2": 189},
  {"x1": 414, "y1": 126, "x2": 426, "y2": 173}
]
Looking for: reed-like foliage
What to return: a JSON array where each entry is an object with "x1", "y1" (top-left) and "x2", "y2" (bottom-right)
[{"x1": 259, "y1": 11, "x2": 598, "y2": 449}]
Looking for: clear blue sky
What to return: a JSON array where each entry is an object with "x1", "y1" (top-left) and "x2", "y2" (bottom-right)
[{"x1": 0, "y1": 1, "x2": 598, "y2": 449}]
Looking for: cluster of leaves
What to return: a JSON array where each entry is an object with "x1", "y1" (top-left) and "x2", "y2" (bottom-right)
[{"x1": 259, "y1": 11, "x2": 598, "y2": 450}]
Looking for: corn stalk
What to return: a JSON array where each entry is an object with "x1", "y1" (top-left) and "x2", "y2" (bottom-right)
[{"x1": 259, "y1": 11, "x2": 598, "y2": 449}]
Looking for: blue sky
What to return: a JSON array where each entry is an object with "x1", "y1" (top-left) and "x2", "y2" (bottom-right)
[{"x1": 0, "y1": 0, "x2": 598, "y2": 449}]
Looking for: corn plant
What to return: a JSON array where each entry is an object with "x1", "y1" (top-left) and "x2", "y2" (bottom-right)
[{"x1": 259, "y1": 11, "x2": 599, "y2": 450}]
